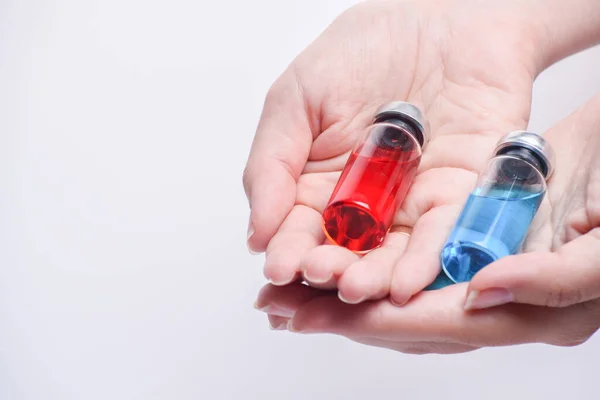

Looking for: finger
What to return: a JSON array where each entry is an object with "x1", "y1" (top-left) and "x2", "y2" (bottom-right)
[
  {"x1": 349, "y1": 337, "x2": 479, "y2": 355},
  {"x1": 288, "y1": 283, "x2": 600, "y2": 347},
  {"x1": 263, "y1": 205, "x2": 325, "y2": 285},
  {"x1": 289, "y1": 285, "x2": 466, "y2": 341},
  {"x1": 466, "y1": 229, "x2": 600, "y2": 309},
  {"x1": 390, "y1": 204, "x2": 462, "y2": 306},
  {"x1": 267, "y1": 315, "x2": 289, "y2": 331},
  {"x1": 254, "y1": 281, "x2": 325, "y2": 317},
  {"x1": 337, "y1": 227, "x2": 411, "y2": 304},
  {"x1": 300, "y1": 245, "x2": 359, "y2": 290},
  {"x1": 394, "y1": 167, "x2": 477, "y2": 227},
  {"x1": 243, "y1": 73, "x2": 314, "y2": 253},
  {"x1": 303, "y1": 153, "x2": 349, "y2": 174},
  {"x1": 296, "y1": 171, "x2": 339, "y2": 215}
]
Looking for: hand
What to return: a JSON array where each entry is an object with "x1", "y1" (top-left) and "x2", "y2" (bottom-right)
[
  {"x1": 244, "y1": 0, "x2": 544, "y2": 304},
  {"x1": 254, "y1": 93, "x2": 600, "y2": 353},
  {"x1": 462, "y1": 93, "x2": 600, "y2": 312}
]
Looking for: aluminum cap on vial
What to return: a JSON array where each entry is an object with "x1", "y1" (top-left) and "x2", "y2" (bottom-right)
[
  {"x1": 494, "y1": 131, "x2": 555, "y2": 179},
  {"x1": 374, "y1": 101, "x2": 430, "y2": 148}
]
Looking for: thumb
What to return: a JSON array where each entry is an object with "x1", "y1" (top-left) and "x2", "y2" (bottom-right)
[
  {"x1": 464, "y1": 229, "x2": 600, "y2": 310},
  {"x1": 243, "y1": 73, "x2": 313, "y2": 253}
]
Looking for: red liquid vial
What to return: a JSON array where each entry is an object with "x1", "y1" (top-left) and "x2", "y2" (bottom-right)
[{"x1": 322, "y1": 102, "x2": 429, "y2": 253}]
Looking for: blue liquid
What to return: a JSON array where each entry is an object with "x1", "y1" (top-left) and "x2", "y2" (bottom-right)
[
  {"x1": 424, "y1": 270, "x2": 455, "y2": 291},
  {"x1": 441, "y1": 187, "x2": 544, "y2": 283}
]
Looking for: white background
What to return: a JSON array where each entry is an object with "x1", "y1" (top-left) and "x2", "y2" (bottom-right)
[{"x1": 1, "y1": 0, "x2": 600, "y2": 399}]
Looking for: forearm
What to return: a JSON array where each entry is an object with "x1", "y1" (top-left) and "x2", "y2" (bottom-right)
[{"x1": 526, "y1": 0, "x2": 600, "y2": 72}]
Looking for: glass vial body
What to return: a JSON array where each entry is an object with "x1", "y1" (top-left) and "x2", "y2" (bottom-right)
[
  {"x1": 441, "y1": 132, "x2": 554, "y2": 283},
  {"x1": 322, "y1": 102, "x2": 428, "y2": 253}
]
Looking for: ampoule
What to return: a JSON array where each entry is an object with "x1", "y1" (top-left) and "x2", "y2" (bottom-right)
[
  {"x1": 322, "y1": 101, "x2": 429, "y2": 253},
  {"x1": 441, "y1": 131, "x2": 555, "y2": 283}
]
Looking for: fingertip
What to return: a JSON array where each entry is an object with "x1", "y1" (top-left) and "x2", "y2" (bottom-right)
[
  {"x1": 263, "y1": 265, "x2": 298, "y2": 286},
  {"x1": 302, "y1": 257, "x2": 335, "y2": 285},
  {"x1": 263, "y1": 246, "x2": 300, "y2": 285},
  {"x1": 300, "y1": 245, "x2": 358, "y2": 288},
  {"x1": 389, "y1": 266, "x2": 416, "y2": 307},
  {"x1": 389, "y1": 263, "x2": 437, "y2": 306},
  {"x1": 246, "y1": 167, "x2": 298, "y2": 253},
  {"x1": 466, "y1": 253, "x2": 532, "y2": 291},
  {"x1": 246, "y1": 227, "x2": 269, "y2": 255},
  {"x1": 337, "y1": 265, "x2": 373, "y2": 304},
  {"x1": 337, "y1": 289, "x2": 367, "y2": 305},
  {"x1": 268, "y1": 314, "x2": 290, "y2": 331},
  {"x1": 389, "y1": 294, "x2": 409, "y2": 307},
  {"x1": 246, "y1": 217, "x2": 264, "y2": 254},
  {"x1": 337, "y1": 232, "x2": 412, "y2": 304},
  {"x1": 463, "y1": 253, "x2": 551, "y2": 308}
]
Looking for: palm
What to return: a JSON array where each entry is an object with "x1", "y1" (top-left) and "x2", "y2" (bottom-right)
[
  {"x1": 522, "y1": 110, "x2": 600, "y2": 255},
  {"x1": 257, "y1": 0, "x2": 540, "y2": 302}
]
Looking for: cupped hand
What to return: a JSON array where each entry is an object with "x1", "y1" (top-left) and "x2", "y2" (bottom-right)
[
  {"x1": 243, "y1": 0, "x2": 543, "y2": 303},
  {"x1": 254, "y1": 93, "x2": 600, "y2": 353},
  {"x1": 463, "y1": 93, "x2": 600, "y2": 312}
]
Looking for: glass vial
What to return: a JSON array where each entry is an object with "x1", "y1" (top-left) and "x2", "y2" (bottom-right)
[
  {"x1": 441, "y1": 131, "x2": 555, "y2": 283},
  {"x1": 322, "y1": 101, "x2": 429, "y2": 253}
]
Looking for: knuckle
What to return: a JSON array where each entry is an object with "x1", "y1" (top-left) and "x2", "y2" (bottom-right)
[
  {"x1": 264, "y1": 83, "x2": 281, "y2": 106},
  {"x1": 544, "y1": 286, "x2": 583, "y2": 308},
  {"x1": 264, "y1": 74, "x2": 291, "y2": 106}
]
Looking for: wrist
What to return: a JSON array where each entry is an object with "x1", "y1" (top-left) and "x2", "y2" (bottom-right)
[{"x1": 523, "y1": 0, "x2": 600, "y2": 73}]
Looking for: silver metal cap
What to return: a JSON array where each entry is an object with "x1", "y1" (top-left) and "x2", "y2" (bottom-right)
[
  {"x1": 374, "y1": 101, "x2": 430, "y2": 148},
  {"x1": 494, "y1": 131, "x2": 555, "y2": 179}
]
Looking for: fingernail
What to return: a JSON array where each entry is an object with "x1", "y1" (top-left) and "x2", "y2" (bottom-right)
[
  {"x1": 269, "y1": 320, "x2": 288, "y2": 331},
  {"x1": 464, "y1": 288, "x2": 514, "y2": 310},
  {"x1": 247, "y1": 216, "x2": 254, "y2": 240},
  {"x1": 390, "y1": 297, "x2": 407, "y2": 307},
  {"x1": 286, "y1": 320, "x2": 298, "y2": 332},
  {"x1": 246, "y1": 217, "x2": 260, "y2": 255},
  {"x1": 303, "y1": 270, "x2": 333, "y2": 284},
  {"x1": 267, "y1": 275, "x2": 296, "y2": 286},
  {"x1": 255, "y1": 303, "x2": 294, "y2": 318},
  {"x1": 338, "y1": 291, "x2": 367, "y2": 305}
]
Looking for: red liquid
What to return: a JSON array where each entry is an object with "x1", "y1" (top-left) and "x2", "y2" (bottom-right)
[{"x1": 322, "y1": 132, "x2": 421, "y2": 253}]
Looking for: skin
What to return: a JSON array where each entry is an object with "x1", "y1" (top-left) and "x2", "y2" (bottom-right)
[
  {"x1": 245, "y1": 0, "x2": 600, "y2": 352},
  {"x1": 244, "y1": 0, "x2": 542, "y2": 304},
  {"x1": 255, "y1": 93, "x2": 600, "y2": 354}
]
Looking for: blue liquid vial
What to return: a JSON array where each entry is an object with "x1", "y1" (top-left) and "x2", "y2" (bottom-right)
[{"x1": 441, "y1": 131, "x2": 555, "y2": 283}]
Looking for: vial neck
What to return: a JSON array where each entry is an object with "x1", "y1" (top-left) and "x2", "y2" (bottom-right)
[
  {"x1": 495, "y1": 146, "x2": 548, "y2": 178},
  {"x1": 373, "y1": 115, "x2": 424, "y2": 148}
]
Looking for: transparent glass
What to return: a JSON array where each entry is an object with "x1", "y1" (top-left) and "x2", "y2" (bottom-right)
[
  {"x1": 322, "y1": 122, "x2": 422, "y2": 253},
  {"x1": 441, "y1": 155, "x2": 547, "y2": 283}
]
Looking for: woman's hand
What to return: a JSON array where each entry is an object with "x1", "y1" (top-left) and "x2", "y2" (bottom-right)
[
  {"x1": 463, "y1": 94, "x2": 600, "y2": 312},
  {"x1": 254, "y1": 93, "x2": 600, "y2": 353},
  {"x1": 244, "y1": 0, "x2": 545, "y2": 304}
]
